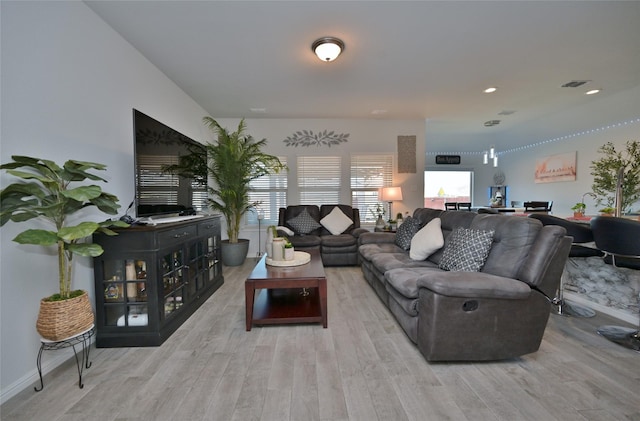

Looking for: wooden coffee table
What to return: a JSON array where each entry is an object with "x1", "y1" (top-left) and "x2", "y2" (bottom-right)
[{"x1": 245, "y1": 249, "x2": 327, "y2": 331}]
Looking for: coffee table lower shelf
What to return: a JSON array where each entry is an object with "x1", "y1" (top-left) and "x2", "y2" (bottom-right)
[{"x1": 251, "y1": 288, "x2": 323, "y2": 327}]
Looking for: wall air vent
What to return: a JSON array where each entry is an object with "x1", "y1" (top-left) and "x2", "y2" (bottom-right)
[
  {"x1": 561, "y1": 80, "x2": 590, "y2": 88},
  {"x1": 484, "y1": 120, "x2": 501, "y2": 127}
]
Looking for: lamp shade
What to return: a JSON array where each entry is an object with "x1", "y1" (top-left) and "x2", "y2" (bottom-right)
[
  {"x1": 312, "y1": 37, "x2": 344, "y2": 62},
  {"x1": 380, "y1": 186, "x2": 403, "y2": 202}
]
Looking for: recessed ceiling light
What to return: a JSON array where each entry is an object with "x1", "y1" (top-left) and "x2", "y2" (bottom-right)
[
  {"x1": 484, "y1": 87, "x2": 497, "y2": 93},
  {"x1": 585, "y1": 89, "x2": 601, "y2": 95},
  {"x1": 371, "y1": 109, "x2": 387, "y2": 115}
]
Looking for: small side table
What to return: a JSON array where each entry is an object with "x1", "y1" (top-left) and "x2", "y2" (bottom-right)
[{"x1": 35, "y1": 325, "x2": 95, "y2": 392}]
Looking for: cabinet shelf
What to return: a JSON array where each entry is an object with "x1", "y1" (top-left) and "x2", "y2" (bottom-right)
[{"x1": 92, "y1": 216, "x2": 223, "y2": 347}]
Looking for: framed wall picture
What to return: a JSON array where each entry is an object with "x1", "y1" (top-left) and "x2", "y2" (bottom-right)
[{"x1": 534, "y1": 151, "x2": 577, "y2": 183}]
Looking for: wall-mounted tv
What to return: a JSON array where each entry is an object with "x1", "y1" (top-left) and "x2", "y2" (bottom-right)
[{"x1": 133, "y1": 109, "x2": 208, "y2": 218}]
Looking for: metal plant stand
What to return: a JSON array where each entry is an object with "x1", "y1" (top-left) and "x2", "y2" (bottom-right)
[{"x1": 35, "y1": 325, "x2": 95, "y2": 391}]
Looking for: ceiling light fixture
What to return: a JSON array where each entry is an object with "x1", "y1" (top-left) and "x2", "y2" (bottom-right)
[
  {"x1": 312, "y1": 37, "x2": 345, "y2": 62},
  {"x1": 483, "y1": 145, "x2": 499, "y2": 167},
  {"x1": 484, "y1": 87, "x2": 497, "y2": 93},
  {"x1": 585, "y1": 89, "x2": 601, "y2": 95}
]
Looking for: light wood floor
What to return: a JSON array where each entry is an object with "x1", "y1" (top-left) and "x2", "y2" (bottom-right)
[{"x1": 2, "y1": 258, "x2": 639, "y2": 421}]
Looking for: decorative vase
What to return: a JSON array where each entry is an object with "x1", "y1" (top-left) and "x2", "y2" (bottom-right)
[
  {"x1": 375, "y1": 216, "x2": 385, "y2": 230},
  {"x1": 271, "y1": 238, "x2": 285, "y2": 261},
  {"x1": 284, "y1": 247, "x2": 295, "y2": 260},
  {"x1": 265, "y1": 227, "x2": 275, "y2": 258},
  {"x1": 36, "y1": 290, "x2": 95, "y2": 341}
]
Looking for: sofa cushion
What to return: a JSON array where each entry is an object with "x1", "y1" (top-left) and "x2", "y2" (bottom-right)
[
  {"x1": 439, "y1": 227, "x2": 494, "y2": 272},
  {"x1": 320, "y1": 206, "x2": 353, "y2": 235},
  {"x1": 287, "y1": 208, "x2": 321, "y2": 234},
  {"x1": 321, "y1": 233, "x2": 357, "y2": 248},
  {"x1": 395, "y1": 216, "x2": 420, "y2": 250},
  {"x1": 410, "y1": 218, "x2": 444, "y2": 260}
]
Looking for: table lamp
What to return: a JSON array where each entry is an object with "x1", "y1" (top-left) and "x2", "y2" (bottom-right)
[{"x1": 380, "y1": 186, "x2": 403, "y2": 221}]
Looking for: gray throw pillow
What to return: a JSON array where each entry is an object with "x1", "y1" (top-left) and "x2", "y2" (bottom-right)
[
  {"x1": 287, "y1": 208, "x2": 321, "y2": 234},
  {"x1": 395, "y1": 216, "x2": 420, "y2": 250},
  {"x1": 439, "y1": 227, "x2": 495, "y2": 272}
]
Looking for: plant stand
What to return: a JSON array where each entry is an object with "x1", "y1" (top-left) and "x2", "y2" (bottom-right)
[{"x1": 34, "y1": 325, "x2": 95, "y2": 392}]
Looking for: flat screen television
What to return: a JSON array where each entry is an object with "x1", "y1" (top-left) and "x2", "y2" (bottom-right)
[{"x1": 132, "y1": 109, "x2": 208, "y2": 218}]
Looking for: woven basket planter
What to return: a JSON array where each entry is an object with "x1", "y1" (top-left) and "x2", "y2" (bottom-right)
[{"x1": 36, "y1": 290, "x2": 94, "y2": 341}]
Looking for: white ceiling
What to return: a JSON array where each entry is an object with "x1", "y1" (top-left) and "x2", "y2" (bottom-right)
[{"x1": 85, "y1": 0, "x2": 640, "y2": 154}]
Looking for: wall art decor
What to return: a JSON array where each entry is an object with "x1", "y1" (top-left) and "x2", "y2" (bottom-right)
[
  {"x1": 534, "y1": 151, "x2": 577, "y2": 183},
  {"x1": 398, "y1": 135, "x2": 416, "y2": 173},
  {"x1": 283, "y1": 130, "x2": 349, "y2": 147}
]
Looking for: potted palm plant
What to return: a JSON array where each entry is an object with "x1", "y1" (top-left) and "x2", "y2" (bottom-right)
[
  {"x1": 0, "y1": 156, "x2": 127, "y2": 340},
  {"x1": 202, "y1": 117, "x2": 285, "y2": 266}
]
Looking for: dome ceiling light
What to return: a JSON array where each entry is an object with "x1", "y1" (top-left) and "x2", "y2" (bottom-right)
[{"x1": 312, "y1": 37, "x2": 345, "y2": 62}]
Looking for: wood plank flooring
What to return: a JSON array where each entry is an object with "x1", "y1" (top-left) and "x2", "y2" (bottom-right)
[{"x1": 2, "y1": 259, "x2": 639, "y2": 420}]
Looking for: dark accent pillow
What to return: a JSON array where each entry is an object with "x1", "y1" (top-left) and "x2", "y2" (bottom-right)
[
  {"x1": 287, "y1": 208, "x2": 321, "y2": 234},
  {"x1": 395, "y1": 216, "x2": 420, "y2": 250},
  {"x1": 439, "y1": 227, "x2": 495, "y2": 272}
]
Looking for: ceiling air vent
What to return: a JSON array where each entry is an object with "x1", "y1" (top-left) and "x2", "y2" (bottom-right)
[
  {"x1": 561, "y1": 80, "x2": 590, "y2": 88},
  {"x1": 484, "y1": 120, "x2": 501, "y2": 127}
]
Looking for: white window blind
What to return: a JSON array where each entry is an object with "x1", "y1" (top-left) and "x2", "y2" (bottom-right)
[
  {"x1": 351, "y1": 154, "x2": 393, "y2": 222},
  {"x1": 298, "y1": 156, "x2": 341, "y2": 204},
  {"x1": 248, "y1": 157, "x2": 287, "y2": 224}
]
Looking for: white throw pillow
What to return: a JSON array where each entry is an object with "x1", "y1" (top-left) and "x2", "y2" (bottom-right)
[
  {"x1": 409, "y1": 218, "x2": 444, "y2": 260},
  {"x1": 320, "y1": 207, "x2": 353, "y2": 235}
]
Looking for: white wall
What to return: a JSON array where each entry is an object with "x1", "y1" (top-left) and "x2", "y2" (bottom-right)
[{"x1": 0, "y1": 1, "x2": 210, "y2": 402}]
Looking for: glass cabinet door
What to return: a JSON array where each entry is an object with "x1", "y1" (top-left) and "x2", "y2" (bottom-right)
[
  {"x1": 162, "y1": 250, "x2": 185, "y2": 317},
  {"x1": 207, "y1": 235, "x2": 221, "y2": 283},
  {"x1": 101, "y1": 259, "x2": 148, "y2": 327}
]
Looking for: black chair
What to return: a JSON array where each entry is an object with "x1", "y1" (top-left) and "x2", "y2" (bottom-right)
[
  {"x1": 444, "y1": 202, "x2": 458, "y2": 210},
  {"x1": 524, "y1": 201, "x2": 553, "y2": 212},
  {"x1": 456, "y1": 202, "x2": 471, "y2": 211},
  {"x1": 590, "y1": 216, "x2": 640, "y2": 351},
  {"x1": 528, "y1": 213, "x2": 602, "y2": 317}
]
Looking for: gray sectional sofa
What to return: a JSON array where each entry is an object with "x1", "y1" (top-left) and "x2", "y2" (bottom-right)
[{"x1": 358, "y1": 208, "x2": 572, "y2": 361}]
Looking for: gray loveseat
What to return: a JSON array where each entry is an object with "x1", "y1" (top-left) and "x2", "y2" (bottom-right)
[
  {"x1": 358, "y1": 208, "x2": 571, "y2": 361},
  {"x1": 277, "y1": 204, "x2": 369, "y2": 266}
]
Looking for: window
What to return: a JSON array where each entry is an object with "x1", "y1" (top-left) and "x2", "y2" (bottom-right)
[
  {"x1": 351, "y1": 155, "x2": 393, "y2": 223},
  {"x1": 298, "y1": 156, "x2": 341, "y2": 204},
  {"x1": 248, "y1": 157, "x2": 287, "y2": 225},
  {"x1": 424, "y1": 170, "x2": 473, "y2": 210}
]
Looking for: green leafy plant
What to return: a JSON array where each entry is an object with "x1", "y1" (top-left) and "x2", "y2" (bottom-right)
[
  {"x1": 590, "y1": 140, "x2": 640, "y2": 213},
  {"x1": 599, "y1": 207, "x2": 615, "y2": 215},
  {"x1": 202, "y1": 118, "x2": 286, "y2": 243},
  {"x1": 0, "y1": 156, "x2": 127, "y2": 299},
  {"x1": 570, "y1": 202, "x2": 586, "y2": 212}
]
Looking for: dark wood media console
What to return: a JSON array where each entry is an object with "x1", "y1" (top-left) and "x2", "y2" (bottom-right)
[{"x1": 92, "y1": 215, "x2": 223, "y2": 347}]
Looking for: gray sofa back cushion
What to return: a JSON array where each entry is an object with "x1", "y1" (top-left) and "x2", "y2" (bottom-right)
[{"x1": 471, "y1": 214, "x2": 542, "y2": 279}]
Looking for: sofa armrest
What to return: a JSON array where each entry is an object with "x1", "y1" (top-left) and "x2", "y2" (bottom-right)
[
  {"x1": 359, "y1": 231, "x2": 396, "y2": 245},
  {"x1": 417, "y1": 272, "x2": 531, "y2": 300}
]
